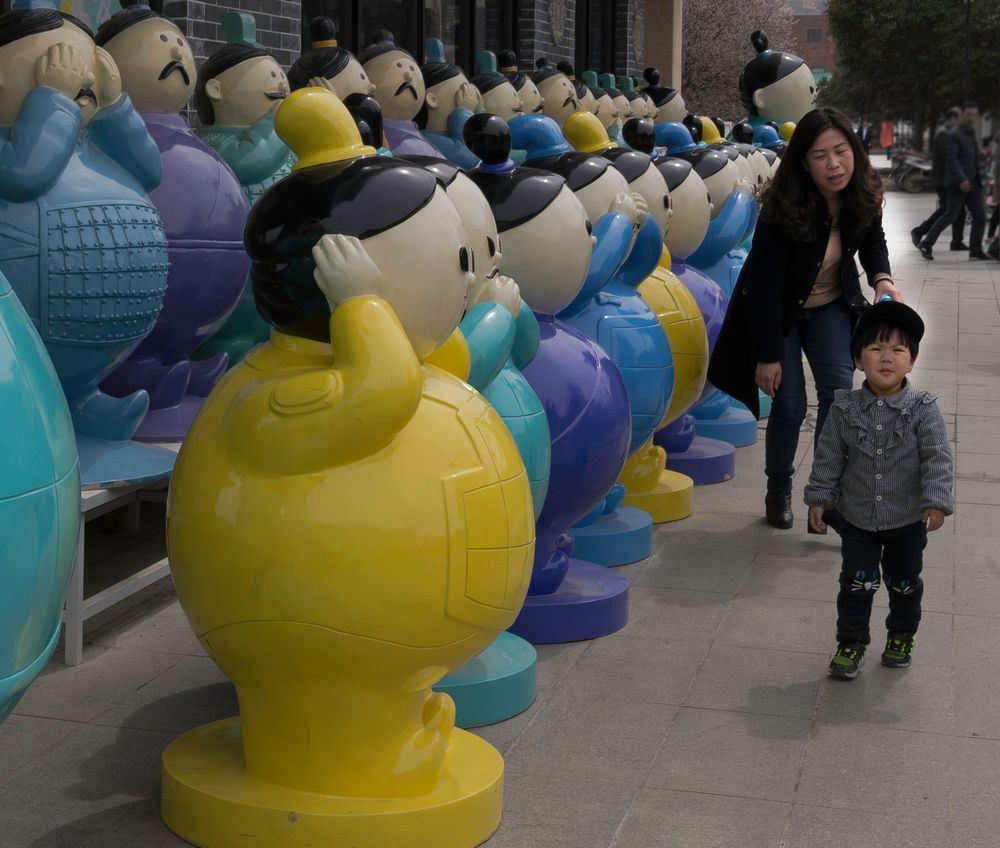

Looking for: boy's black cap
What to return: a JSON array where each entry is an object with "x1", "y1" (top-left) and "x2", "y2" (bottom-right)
[{"x1": 853, "y1": 300, "x2": 925, "y2": 345}]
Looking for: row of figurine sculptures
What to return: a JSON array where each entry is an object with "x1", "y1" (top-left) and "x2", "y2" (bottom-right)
[{"x1": 0, "y1": 1, "x2": 820, "y2": 844}]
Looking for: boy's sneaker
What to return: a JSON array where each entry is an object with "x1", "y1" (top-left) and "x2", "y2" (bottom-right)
[
  {"x1": 828, "y1": 643, "x2": 866, "y2": 679},
  {"x1": 881, "y1": 632, "x2": 915, "y2": 668}
]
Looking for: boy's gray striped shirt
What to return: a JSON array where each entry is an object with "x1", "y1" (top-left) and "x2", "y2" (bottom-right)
[{"x1": 804, "y1": 381, "x2": 954, "y2": 532}]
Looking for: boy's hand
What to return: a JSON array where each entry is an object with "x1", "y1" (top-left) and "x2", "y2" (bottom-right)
[
  {"x1": 808, "y1": 506, "x2": 827, "y2": 534},
  {"x1": 922, "y1": 508, "x2": 945, "y2": 532}
]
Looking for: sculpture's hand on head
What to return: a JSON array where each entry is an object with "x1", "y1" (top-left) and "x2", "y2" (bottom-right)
[
  {"x1": 474, "y1": 273, "x2": 522, "y2": 317},
  {"x1": 312, "y1": 234, "x2": 384, "y2": 308},
  {"x1": 455, "y1": 80, "x2": 480, "y2": 112},
  {"x1": 630, "y1": 192, "x2": 648, "y2": 229},
  {"x1": 35, "y1": 43, "x2": 91, "y2": 103},
  {"x1": 608, "y1": 192, "x2": 639, "y2": 224},
  {"x1": 308, "y1": 76, "x2": 337, "y2": 94},
  {"x1": 94, "y1": 47, "x2": 122, "y2": 110}
]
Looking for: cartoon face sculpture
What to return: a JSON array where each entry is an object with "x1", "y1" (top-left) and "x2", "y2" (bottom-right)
[
  {"x1": 643, "y1": 67, "x2": 687, "y2": 125},
  {"x1": 533, "y1": 59, "x2": 580, "y2": 127},
  {"x1": 421, "y1": 61, "x2": 478, "y2": 132},
  {"x1": 656, "y1": 157, "x2": 712, "y2": 260},
  {"x1": 738, "y1": 30, "x2": 816, "y2": 125},
  {"x1": 0, "y1": 13, "x2": 101, "y2": 127},
  {"x1": 97, "y1": 1, "x2": 195, "y2": 114},
  {"x1": 197, "y1": 53, "x2": 288, "y2": 128},
  {"x1": 359, "y1": 33, "x2": 425, "y2": 122},
  {"x1": 472, "y1": 73, "x2": 525, "y2": 121},
  {"x1": 288, "y1": 17, "x2": 375, "y2": 100},
  {"x1": 594, "y1": 91, "x2": 619, "y2": 129}
]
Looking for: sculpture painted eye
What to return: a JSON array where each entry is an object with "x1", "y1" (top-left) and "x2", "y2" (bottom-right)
[
  {"x1": 585, "y1": 220, "x2": 593, "y2": 235},
  {"x1": 487, "y1": 237, "x2": 496, "y2": 257},
  {"x1": 160, "y1": 33, "x2": 168, "y2": 41},
  {"x1": 177, "y1": 37, "x2": 183, "y2": 46},
  {"x1": 271, "y1": 71, "x2": 277, "y2": 78},
  {"x1": 459, "y1": 247, "x2": 471, "y2": 272}
]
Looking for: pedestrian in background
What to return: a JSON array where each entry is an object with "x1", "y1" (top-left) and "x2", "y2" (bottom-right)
[
  {"x1": 856, "y1": 118, "x2": 873, "y2": 155},
  {"x1": 917, "y1": 102, "x2": 989, "y2": 260},
  {"x1": 911, "y1": 107, "x2": 966, "y2": 251}
]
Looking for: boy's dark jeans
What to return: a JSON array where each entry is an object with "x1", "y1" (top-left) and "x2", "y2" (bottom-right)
[{"x1": 836, "y1": 519, "x2": 928, "y2": 645}]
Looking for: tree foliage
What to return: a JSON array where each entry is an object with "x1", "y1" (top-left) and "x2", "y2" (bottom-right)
[
  {"x1": 681, "y1": 0, "x2": 798, "y2": 118},
  {"x1": 822, "y1": 0, "x2": 1000, "y2": 149}
]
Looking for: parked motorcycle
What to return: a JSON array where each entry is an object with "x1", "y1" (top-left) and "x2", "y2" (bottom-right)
[{"x1": 890, "y1": 150, "x2": 932, "y2": 193}]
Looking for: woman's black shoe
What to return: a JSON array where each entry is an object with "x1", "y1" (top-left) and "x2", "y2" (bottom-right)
[{"x1": 765, "y1": 493, "x2": 794, "y2": 529}]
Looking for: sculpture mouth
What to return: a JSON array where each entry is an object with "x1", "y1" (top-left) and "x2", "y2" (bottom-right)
[
  {"x1": 76, "y1": 87, "x2": 97, "y2": 105},
  {"x1": 562, "y1": 95, "x2": 577, "y2": 108},
  {"x1": 532, "y1": 103, "x2": 544, "y2": 113},
  {"x1": 265, "y1": 90, "x2": 287, "y2": 100},
  {"x1": 394, "y1": 82, "x2": 419, "y2": 99},
  {"x1": 158, "y1": 61, "x2": 191, "y2": 85},
  {"x1": 485, "y1": 265, "x2": 500, "y2": 280}
]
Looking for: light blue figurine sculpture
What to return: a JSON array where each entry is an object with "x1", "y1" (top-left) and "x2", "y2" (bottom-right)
[
  {"x1": 193, "y1": 12, "x2": 294, "y2": 368},
  {"x1": 0, "y1": 270, "x2": 79, "y2": 721},
  {"x1": 418, "y1": 38, "x2": 481, "y2": 169},
  {"x1": 0, "y1": 0, "x2": 174, "y2": 488},
  {"x1": 415, "y1": 158, "x2": 547, "y2": 727}
]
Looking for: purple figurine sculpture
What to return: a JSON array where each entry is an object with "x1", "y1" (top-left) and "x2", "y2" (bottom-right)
[{"x1": 97, "y1": 1, "x2": 249, "y2": 441}]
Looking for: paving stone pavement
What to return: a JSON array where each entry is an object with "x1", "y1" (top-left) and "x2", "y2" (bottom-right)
[{"x1": 2, "y1": 193, "x2": 998, "y2": 847}]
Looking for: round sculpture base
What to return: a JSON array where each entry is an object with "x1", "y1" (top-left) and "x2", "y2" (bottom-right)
[
  {"x1": 664, "y1": 437, "x2": 736, "y2": 485},
  {"x1": 509, "y1": 560, "x2": 629, "y2": 644},
  {"x1": 621, "y1": 469, "x2": 694, "y2": 523},
  {"x1": 434, "y1": 631, "x2": 537, "y2": 728},
  {"x1": 731, "y1": 391, "x2": 772, "y2": 419},
  {"x1": 571, "y1": 507, "x2": 652, "y2": 566},
  {"x1": 693, "y1": 407, "x2": 758, "y2": 448},
  {"x1": 77, "y1": 436, "x2": 177, "y2": 490},
  {"x1": 131, "y1": 396, "x2": 205, "y2": 443},
  {"x1": 161, "y1": 719, "x2": 504, "y2": 848}
]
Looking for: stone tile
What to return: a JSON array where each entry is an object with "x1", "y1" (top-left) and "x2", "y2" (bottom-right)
[
  {"x1": 646, "y1": 708, "x2": 809, "y2": 802},
  {"x1": 78, "y1": 798, "x2": 188, "y2": 847},
  {"x1": 613, "y1": 586, "x2": 732, "y2": 644},
  {"x1": 471, "y1": 697, "x2": 544, "y2": 755},
  {"x1": 715, "y1": 595, "x2": 836, "y2": 654},
  {"x1": 952, "y1": 664, "x2": 1000, "y2": 739},
  {"x1": 636, "y1": 546, "x2": 755, "y2": 593},
  {"x1": 484, "y1": 773, "x2": 636, "y2": 848},
  {"x1": 685, "y1": 644, "x2": 825, "y2": 718},
  {"x1": 755, "y1": 530, "x2": 842, "y2": 558},
  {"x1": 815, "y1": 662, "x2": 955, "y2": 734},
  {"x1": 88, "y1": 680, "x2": 237, "y2": 736},
  {"x1": 782, "y1": 803, "x2": 950, "y2": 848},
  {"x1": 13, "y1": 647, "x2": 177, "y2": 723},
  {"x1": 796, "y1": 723, "x2": 954, "y2": 815},
  {"x1": 0, "y1": 714, "x2": 78, "y2": 786},
  {"x1": 654, "y1": 511, "x2": 770, "y2": 552},
  {"x1": 610, "y1": 788, "x2": 790, "y2": 848},
  {"x1": 740, "y1": 553, "x2": 842, "y2": 603},
  {"x1": 92, "y1": 599, "x2": 206, "y2": 657},
  {"x1": 953, "y1": 564, "x2": 1000, "y2": 616},
  {"x1": 0, "y1": 722, "x2": 172, "y2": 839},
  {"x1": 533, "y1": 641, "x2": 590, "y2": 694},
  {"x1": 504, "y1": 697, "x2": 677, "y2": 787},
  {"x1": 553, "y1": 636, "x2": 707, "y2": 706},
  {"x1": 956, "y1": 503, "x2": 1000, "y2": 537},
  {"x1": 956, "y1": 415, "x2": 1000, "y2": 453}
]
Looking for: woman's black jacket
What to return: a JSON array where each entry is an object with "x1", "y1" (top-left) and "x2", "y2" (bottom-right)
[{"x1": 706, "y1": 208, "x2": 891, "y2": 418}]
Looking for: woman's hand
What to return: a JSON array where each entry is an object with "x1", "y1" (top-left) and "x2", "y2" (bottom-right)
[
  {"x1": 755, "y1": 362, "x2": 782, "y2": 397},
  {"x1": 874, "y1": 278, "x2": 904, "y2": 303}
]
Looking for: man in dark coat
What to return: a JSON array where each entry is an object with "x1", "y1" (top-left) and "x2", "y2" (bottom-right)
[
  {"x1": 911, "y1": 107, "x2": 965, "y2": 249},
  {"x1": 917, "y1": 102, "x2": 988, "y2": 260}
]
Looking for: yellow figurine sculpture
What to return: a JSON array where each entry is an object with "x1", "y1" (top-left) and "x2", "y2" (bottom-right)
[
  {"x1": 161, "y1": 88, "x2": 534, "y2": 848},
  {"x1": 621, "y1": 248, "x2": 709, "y2": 522}
]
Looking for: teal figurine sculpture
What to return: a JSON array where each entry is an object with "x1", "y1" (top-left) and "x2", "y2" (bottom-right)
[
  {"x1": 194, "y1": 12, "x2": 293, "y2": 368},
  {"x1": 0, "y1": 270, "x2": 79, "y2": 721}
]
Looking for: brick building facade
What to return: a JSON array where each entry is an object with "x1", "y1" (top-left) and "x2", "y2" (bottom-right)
[{"x1": 788, "y1": 0, "x2": 836, "y2": 78}]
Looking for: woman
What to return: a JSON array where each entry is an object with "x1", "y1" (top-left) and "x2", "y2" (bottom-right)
[{"x1": 708, "y1": 106, "x2": 903, "y2": 530}]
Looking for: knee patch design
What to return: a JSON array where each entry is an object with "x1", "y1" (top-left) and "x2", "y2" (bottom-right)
[{"x1": 848, "y1": 569, "x2": 880, "y2": 592}]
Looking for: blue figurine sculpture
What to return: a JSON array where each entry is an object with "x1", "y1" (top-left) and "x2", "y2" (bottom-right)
[
  {"x1": 0, "y1": 0, "x2": 174, "y2": 488},
  {"x1": 0, "y1": 270, "x2": 79, "y2": 721}
]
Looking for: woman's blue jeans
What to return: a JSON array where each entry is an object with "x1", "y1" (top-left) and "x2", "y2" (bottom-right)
[{"x1": 765, "y1": 298, "x2": 856, "y2": 495}]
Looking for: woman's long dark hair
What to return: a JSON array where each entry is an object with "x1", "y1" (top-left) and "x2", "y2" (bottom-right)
[{"x1": 760, "y1": 106, "x2": 883, "y2": 240}]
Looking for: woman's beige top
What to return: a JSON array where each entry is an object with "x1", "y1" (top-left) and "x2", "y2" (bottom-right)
[{"x1": 805, "y1": 224, "x2": 843, "y2": 308}]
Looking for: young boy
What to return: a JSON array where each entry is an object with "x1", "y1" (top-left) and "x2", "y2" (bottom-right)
[{"x1": 804, "y1": 300, "x2": 954, "y2": 679}]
